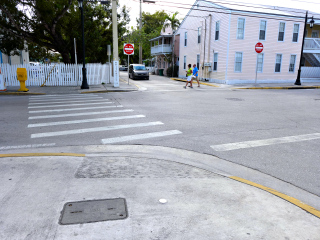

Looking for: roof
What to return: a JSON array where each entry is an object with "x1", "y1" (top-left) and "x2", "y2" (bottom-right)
[
  {"x1": 149, "y1": 35, "x2": 173, "y2": 42},
  {"x1": 174, "y1": 0, "x2": 320, "y2": 35}
]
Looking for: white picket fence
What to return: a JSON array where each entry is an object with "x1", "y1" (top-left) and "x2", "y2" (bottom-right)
[{"x1": 0, "y1": 63, "x2": 111, "y2": 86}]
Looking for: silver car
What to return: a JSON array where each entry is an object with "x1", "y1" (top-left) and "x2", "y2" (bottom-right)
[{"x1": 129, "y1": 64, "x2": 149, "y2": 80}]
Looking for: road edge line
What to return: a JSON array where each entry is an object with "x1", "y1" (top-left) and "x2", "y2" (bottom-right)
[{"x1": 230, "y1": 176, "x2": 320, "y2": 219}]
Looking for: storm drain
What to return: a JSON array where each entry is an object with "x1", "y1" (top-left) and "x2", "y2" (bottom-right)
[{"x1": 59, "y1": 198, "x2": 127, "y2": 225}]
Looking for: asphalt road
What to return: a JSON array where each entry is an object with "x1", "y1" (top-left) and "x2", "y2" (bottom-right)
[{"x1": 1, "y1": 72, "x2": 320, "y2": 201}]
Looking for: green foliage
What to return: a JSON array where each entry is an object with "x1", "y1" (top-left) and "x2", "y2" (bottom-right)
[
  {"x1": 121, "y1": 10, "x2": 169, "y2": 64},
  {"x1": 0, "y1": 0, "x2": 129, "y2": 63}
]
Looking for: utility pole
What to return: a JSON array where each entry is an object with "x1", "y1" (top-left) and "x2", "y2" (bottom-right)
[
  {"x1": 139, "y1": 0, "x2": 142, "y2": 64},
  {"x1": 112, "y1": 0, "x2": 119, "y2": 87},
  {"x1": 139, "y1": 0, "x2": 155, "y2": 64}
]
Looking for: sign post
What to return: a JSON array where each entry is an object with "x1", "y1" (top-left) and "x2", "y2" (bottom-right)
[
  {"x1": 124, "y1": 43, "x2": 134, "y2": 85},
  {"x1": 255, "y1": 42, "x2": 264, "y2": 85}
]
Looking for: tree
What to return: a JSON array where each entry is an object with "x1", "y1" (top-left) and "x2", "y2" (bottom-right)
[
  {"x1": 162, "y1": 11, "x2": 180, "y2": 32},
  {"x1": 123, "y1": 10, "x2": 168, "y2": 64},
  {"x1": 0, "y1": 0, "x2": 129, "y2": 63},
  {"x1": 162, "y1": 11, "x2": 180, "y2": 76}
]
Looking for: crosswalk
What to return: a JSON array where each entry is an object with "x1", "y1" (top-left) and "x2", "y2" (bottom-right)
[{"x1": 28, "y1": 94, "x2": 182, "y2": 144}]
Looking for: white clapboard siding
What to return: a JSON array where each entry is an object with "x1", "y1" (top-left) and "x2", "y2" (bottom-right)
[{"x1": 0, "y1": 63, "x2": 110, "y2": 86}]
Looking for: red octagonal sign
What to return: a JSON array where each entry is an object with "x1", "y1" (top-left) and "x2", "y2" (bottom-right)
[
  {"x1": 124, "y1": 43, "x2": 134, "y2": 55},
  {"x1": 255, "y1": 42, "x2": 264, "y2": 53}
]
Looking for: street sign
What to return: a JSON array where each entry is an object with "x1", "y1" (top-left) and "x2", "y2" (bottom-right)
[
  {"x1": 124, "y1": 43, "x2": 134, "y2": 55},
  {"x1": 255, "y1": 42, "x2": 264, "y2": 53}
]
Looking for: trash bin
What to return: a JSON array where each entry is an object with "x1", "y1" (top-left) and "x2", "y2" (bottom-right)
[{"x1": 159, "y1": 69, "x2": 163, "y2": 76}]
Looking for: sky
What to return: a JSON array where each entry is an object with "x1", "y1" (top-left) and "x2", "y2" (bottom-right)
[{"x1": 119, "y1": 0, "x2": 320, "y2": 29}]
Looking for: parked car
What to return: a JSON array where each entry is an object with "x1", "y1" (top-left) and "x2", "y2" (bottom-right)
[
  {"x1": 128, "y1": 64, "x2": 149, "y2": 80},
  {"x1": 119, "y1": 65, "x2": 128, "y2": 71}
]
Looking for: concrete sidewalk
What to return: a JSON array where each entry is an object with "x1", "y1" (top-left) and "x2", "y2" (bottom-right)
[{"x1": 0, "y1": 145, "x2": 319, "y2": 239}]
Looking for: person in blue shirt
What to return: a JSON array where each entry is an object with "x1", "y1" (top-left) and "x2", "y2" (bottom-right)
[{"x1": 192, "y1": 64, "x2": 200, "y2": 87}]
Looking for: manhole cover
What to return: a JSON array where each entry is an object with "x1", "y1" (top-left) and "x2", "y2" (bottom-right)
[{"x1": 59, "y1": 198, "x2": 127, "y2": 225}]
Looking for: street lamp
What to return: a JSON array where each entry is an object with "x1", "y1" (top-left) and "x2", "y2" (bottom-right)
[
  {"x1": 78, "y1": 0, "x2": 89, "y2": 89},
  {"x1": 139, "y1": 0, "x2": 155, "y2": 64},
  {"x1": 295, "y1": 11, "x2": 314, "y2": 86}
]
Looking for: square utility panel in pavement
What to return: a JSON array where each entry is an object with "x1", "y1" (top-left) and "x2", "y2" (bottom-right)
[{"x1": 59, "y1": 198, "x2": 128, "y2": 225}]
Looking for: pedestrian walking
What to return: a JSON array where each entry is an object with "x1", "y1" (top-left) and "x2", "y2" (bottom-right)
[
  {"x1": 184, "y1": 64, "x2": 193, "y2": 88},
  {"x1": 192, "y1": 64, "x2": 200, "y2": 87}
]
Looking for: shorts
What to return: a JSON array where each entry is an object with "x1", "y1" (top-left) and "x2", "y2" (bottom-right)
[{"x1": 187, "y1": 75, "x2": 192, "y2": 82}]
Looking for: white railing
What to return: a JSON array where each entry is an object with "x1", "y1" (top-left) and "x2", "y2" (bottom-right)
[
  {"x1": 151, "y1": 44, "x2": 172, "y2": 54},
  {"x1": 0, "y1": 63, "x2": 110, "y2": 86},
  {"x1": 304, "y1": 38, "x2": 320, "y2": 50},
  {"x1": 301, "y1": 66, "x2": 320, "y2": 78}
]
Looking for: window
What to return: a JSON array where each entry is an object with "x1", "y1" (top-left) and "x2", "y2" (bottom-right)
[
  {"x1": 278, "y1": 22, "x2": 285, "y2": 41},
  {"x1": 292, "y1": 24, "x2": 299, "y2": 42},
  {"x1": 213, "y1": 53, "x2": 218, "y2": 71},
  {"x1": 256, "y1": 53, "x2": 264, "y2": 72},
  {"x1": 235, "y1": 52, "x2": 243, "y2": 72},
  {"x1": 237, "y1": 18, "x2": 245, "y2": 39},
  {"x1": 259, "y1": 20, "x2": 267, "y2": 40},
  {"x1": 275, "y1": 54, "x2": 282, "y2": 72},
  {"x1": 183, "y1": 56, "x2": 186, "y2": 69},
  {"x1": 289, "y1": 55, "x2": 296, "y2": 72},
  {"x1": 184, "y1": 32, "x2": 187, "y2": 46},
  {"x1": 215, "y1": 21, "x2": 220, "y2": 40},
  {"x1": 197, "y1": 54, "x2": 200, "y2": 69},
  {"x1": 163, "y1": 60, "x2": 165, "y2": 68},
  {"x1": 311, "y1": 30, "x2": 319, "y2": 38},
  {"x1": 198, "y1": 27, "x2": 201, "y2": 44}
]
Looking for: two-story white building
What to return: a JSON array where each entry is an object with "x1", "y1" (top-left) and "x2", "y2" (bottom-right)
[{"x1": 175, "y1": 0, "x2": 320, "y2": 84}]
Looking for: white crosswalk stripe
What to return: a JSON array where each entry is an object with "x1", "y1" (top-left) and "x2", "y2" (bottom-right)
[
  {"x1": 210, "y1": 133, "x2": 320, "y2": 151},
  {"x1": 31, "y1": 121, "x2": 164, "y2": 138},
  {"x1": 28, "y1": 95, "x2": 182, "y2": 144},
  {"x1": 101, "y1": 130, "x2": 182, "y2": 144},
  {"x1": 29, "y1": 96, "x2": 103, "y2": 102},
  {"x1": 28, "y1": 115, "x2": 146, "y2": 128},
  {"x1": 28, "y1": 101, "x2": 113, "y2": 109},
  {"x1": 29, "y1": 109, "x2": 130, "y2": 119},
  {"x1": 29, "y1": 105, "x2": 122, "y2": 113}
]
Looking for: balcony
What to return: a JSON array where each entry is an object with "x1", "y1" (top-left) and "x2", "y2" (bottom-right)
[
  {"x1": 151, "y1": 44, "x2": 172, "y2": 55},
  {"x1": 304, "y1": 38, "x2": 320, "y2": 53}
]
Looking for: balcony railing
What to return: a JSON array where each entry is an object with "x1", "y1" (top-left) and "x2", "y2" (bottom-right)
[
  {"x1": 304, "y1": 38, "x2": 320, "y2": 51},
  {"x1": 151, "y1": 44, "x2": 172, "y2": 55}
]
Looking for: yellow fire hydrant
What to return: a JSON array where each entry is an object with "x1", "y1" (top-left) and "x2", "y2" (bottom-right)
[{"x1": 17, "y1": 68, "x2": 29, "y2": 92}]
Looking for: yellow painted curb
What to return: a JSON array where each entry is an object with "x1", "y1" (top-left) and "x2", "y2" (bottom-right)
[
  {"x1": 0, "y1": 153, "x2": 85, "y2": 158},
  {"x1": 234, "y1": 86, "x2": 320, "y2": 90},
  {"x1": 171, "y1": 78, "x2": 219, "y2": 87},
  {"x1": 230, "y1": 176, "x2": 320, "y2": 218},
  {"x1": 0, "y1": 92, "x2": 46, "y2": 95}
]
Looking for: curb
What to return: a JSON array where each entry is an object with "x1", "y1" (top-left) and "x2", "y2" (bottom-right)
[
  {"x1": 80, "y1": 89, "x2": 137, "y2": 94},
  {"x1": 234, "y1": 86, "x2": 320, "y2": 90},
  {"x1": 1, "y1": 151, "x2": 319, "y2": 219},
  {"x1": 0, "y1": 92, "x2": 46, "y2": 95},
  {"x1": 170, "y1": 78, "x2": 219, "y2": 87}
]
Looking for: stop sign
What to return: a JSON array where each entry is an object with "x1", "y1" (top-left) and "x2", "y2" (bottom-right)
[
  {"x1": 124, "y1": 43, "x2": 134, "y2": 55},
  {"x1": 255, "y1": 42, "x2": 264, "y2": 53}
]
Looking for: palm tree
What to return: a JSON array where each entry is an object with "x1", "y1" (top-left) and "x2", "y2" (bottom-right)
[
  {"x1": 163, "y1": 12, "x2": 180, "y2": 33},
  {"x1": 162, "y1": 12, "x2": 180, "y2": 77}
]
